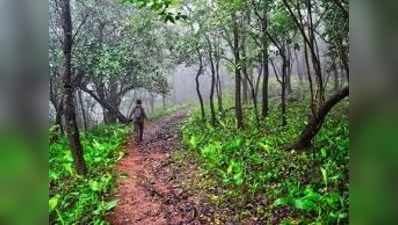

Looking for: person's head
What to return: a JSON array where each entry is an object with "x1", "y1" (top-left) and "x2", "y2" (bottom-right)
[{"x1": 136, "y1": 99, "x2": 142, "y2": 105}]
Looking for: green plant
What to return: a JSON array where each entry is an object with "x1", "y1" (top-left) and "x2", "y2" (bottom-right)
[
  {"x1": 49, "y1": 124, "x2": 129, "y2": 225},
  {"x1": 182, "y1": 100, "x2": 349, "y2": 224}
]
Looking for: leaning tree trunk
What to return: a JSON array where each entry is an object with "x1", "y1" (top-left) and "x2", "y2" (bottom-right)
[
  {"x1": 103, "y1": 81, "x2": 120, "y2": 124},
  {"x1": 80, "y1": 85, "x2": 129, "y2": 123},
  {"x1": 61, "y1": 0, "x2": 87, "y2": 175},
  {"x1": 290, "y1": 86, "x2": 349, "y2": 150}
]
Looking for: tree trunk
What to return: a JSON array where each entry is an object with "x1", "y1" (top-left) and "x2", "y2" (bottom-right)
[
  {"x1": 215, "y1": 52, "x2": 224, "y2": 113},
  {"x1": 80, "y1": 85, "x2": 129, "y2": 123},
  {"x1": 232, "y1": 13, "x2": 244, "y2": 128},
  {"x1": 61, "y1": 0, "x2": 87, "y2": 175},
  {"x1": 290, "y1": 86, "x2": 349, "y2": 150},
  {"x1": 103, "y1": 81, "x2": 120, "y2": 123},
  {"x1": 195, "y1": 48, "x2": 206, "y2": 120},
  {"x1": 206, "y1": 36, "x2": 217, "y2": 126},
  {"x1": 78, "y1": 90, "x2": 88, "y2": 130},
  {"x1": 243, "y1": 66, "x2": 259, "y2": 123},
  {"x1": 241, "y1": 40, "x2": 249, "y2": 105},
  {"x1": 281, "y1": 56, "x2": 287, "y2": 126},
  {"x1": 338, "y1": 36, "x2": 349, "y2": 82},
  {"x1": 55, "y1": 101, "x2": 64, "y2": 135},
  {"x1": 261, "y1": 11, "x2": 269, "y2": 118},
  {"x1": 332, "y1": 60, "x2": 340, "y2": 91},
  {"x1": 286, "y1": 46, "x2": 293, "y2": 94}
]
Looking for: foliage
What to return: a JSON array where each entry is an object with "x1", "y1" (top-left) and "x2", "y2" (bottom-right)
[
  {"x1": 49, "y1": 125, "x2": 129, "y2": 225},
  {"x1": 122, "y1": 0, "x2": 187, "y2": 23},
  {"x1": 182, "y1": 100, "x2": 349, "y2": 224}
]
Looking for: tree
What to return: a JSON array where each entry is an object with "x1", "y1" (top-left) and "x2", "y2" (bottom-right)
[
  {"x1": 251, "y1": 0, "x2": 271, "y2": 119},
  {"x1": 266, "y1": 2, "x2": 297, "y2": 126},
  {"x1": 66, "y1": 2, "x2": 173, "y2": 124},
  {"x1": 282, "y1": 0, "x2": 350, "y2": 149},
  {"x1": 60, "y1": 0, "x2": 87, "y2": 175},
  {"x1": 290, "y1": 86, "x2": 349, "y2": 150},
  {"x1": 232, "y1": 11, "x2": 244, "y2": 129},
  {"x1": 205, "y1": 35, "x2": 218, "y2": 125}
]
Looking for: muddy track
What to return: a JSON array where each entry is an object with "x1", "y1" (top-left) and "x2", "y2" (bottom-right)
[{"x1": 108, "y1": 111, "x2": 205, "y2": 225}]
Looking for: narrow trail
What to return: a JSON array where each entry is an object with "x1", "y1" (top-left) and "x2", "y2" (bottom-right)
[{"x1": 108, "y1": 111, "x2": 205, "y2": 225}]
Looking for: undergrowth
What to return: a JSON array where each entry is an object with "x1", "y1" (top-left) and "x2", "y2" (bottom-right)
[
  {"x1": 181, "y1": 100, "x2": 349, "y2": 224},
  {"x1": 49, "y1": 124, "x2": 129, "y2": 225}
]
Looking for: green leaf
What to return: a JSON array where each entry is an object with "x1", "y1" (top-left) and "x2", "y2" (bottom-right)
[
  {"x1": 293, "y1": 198, "x2": 317, "y2": 211},
  {"x1": 320, "y1": 148, "x2": 327, "y2": 158},
  {"x1": 89, "y1": 180, "x2": 101, "y2": 192},
  {"x1": 273, "y1": 198, "x2": 289, "y2": 207},
  {"x1": 320, "y1": 167, "x2": 328, "y2": 187},
  {"x1": 104, "y1": 199, "x2": 119, "y2": 211},
  {"x1": 49, "y1": 195, "x2": 60, "y2": 212}
]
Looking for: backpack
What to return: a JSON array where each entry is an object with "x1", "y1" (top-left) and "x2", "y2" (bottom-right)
[{"x1": 131, "y1": 107, "x2": 144, "y2": 123}]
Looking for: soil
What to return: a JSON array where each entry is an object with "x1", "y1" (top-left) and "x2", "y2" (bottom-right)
[{"x1": 108, "y1": 111, "x2": 212, "y2": 225}]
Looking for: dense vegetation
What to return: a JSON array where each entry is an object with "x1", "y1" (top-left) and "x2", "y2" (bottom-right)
[
  {"x1": 49, "y1": 125, "x2": 128, "y2": 225},
  {"x1": 49, "y1": 0, "x2": 349, "y2": 224},
  {"x1": 181, "y1": 99, "x2": 349, "y2": 224}
]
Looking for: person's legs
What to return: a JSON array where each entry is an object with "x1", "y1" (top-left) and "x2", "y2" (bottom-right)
[
  {"x1": 138, "y1": 122, "x2": 144, "y2": 142},
  {"x1": 134, "y1": 122, "x2": 140, "y2": 143}
]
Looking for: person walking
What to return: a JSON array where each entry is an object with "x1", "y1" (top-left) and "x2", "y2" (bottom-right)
[{"x1": 129, "y1": 99, "x2": 147, "y2": 143}]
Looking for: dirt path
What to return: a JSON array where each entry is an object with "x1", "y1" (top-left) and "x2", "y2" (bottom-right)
[{"x1": 108, "y1": 111, "x2": 205, "y2": 225}]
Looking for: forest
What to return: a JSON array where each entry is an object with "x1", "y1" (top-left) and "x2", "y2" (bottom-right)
[{"x1": 49, "y1": 0, "x2": 349, "y2": 224}]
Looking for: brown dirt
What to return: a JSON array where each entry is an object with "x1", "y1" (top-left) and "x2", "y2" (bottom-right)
[{"x1": 108, "y1": 112, "x2": 205, "y2": 225}]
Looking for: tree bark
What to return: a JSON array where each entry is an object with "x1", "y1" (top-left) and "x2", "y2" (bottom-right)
[
  {"x1": 261, "y1": 11, "x2": 269, "y2": 118},
  {"x1": 215, "y1": 50, "x2": 224, "y2": 113},
  {"x1": 286, "y1": 46, "x2": 293, "y2": 94},
  {"x1": 195, "y1": 48, "x2": 206, "y2": 120},
  {"x1": 61, "y1": 0, "x2": 87, "y2": 175},
  {"x1": 281, "y1": 54, "x2": 288, "y2": 126},
  {"x1": 290, "y1": 86, "x2": 349, "y2": 150},
  {"x1": 232, "y1": 13, "x2": 244, "y2": 128},
  {"x1": 103, "y1": 80, "x2": 120, "y2": 124},
  {"x1": 55, "y1": 101, "x2": 64, "y2": 135},
  {"x1": 332, "y1": 60, "x2": 340, "y2": 91},
  {"x1": 206, "y1": 36, "x2": 217, "y2": 126},
  {"x1": 241, "y1": 39, "x2": 249, "y2": 105},
  {"x1": 243, "y1": 65, "x2": 260, "y2": 123}
]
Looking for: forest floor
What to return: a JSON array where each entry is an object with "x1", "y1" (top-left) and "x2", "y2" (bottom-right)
[{"x1": 108, "y1": 111, "x2": 215, "y2": 225}]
